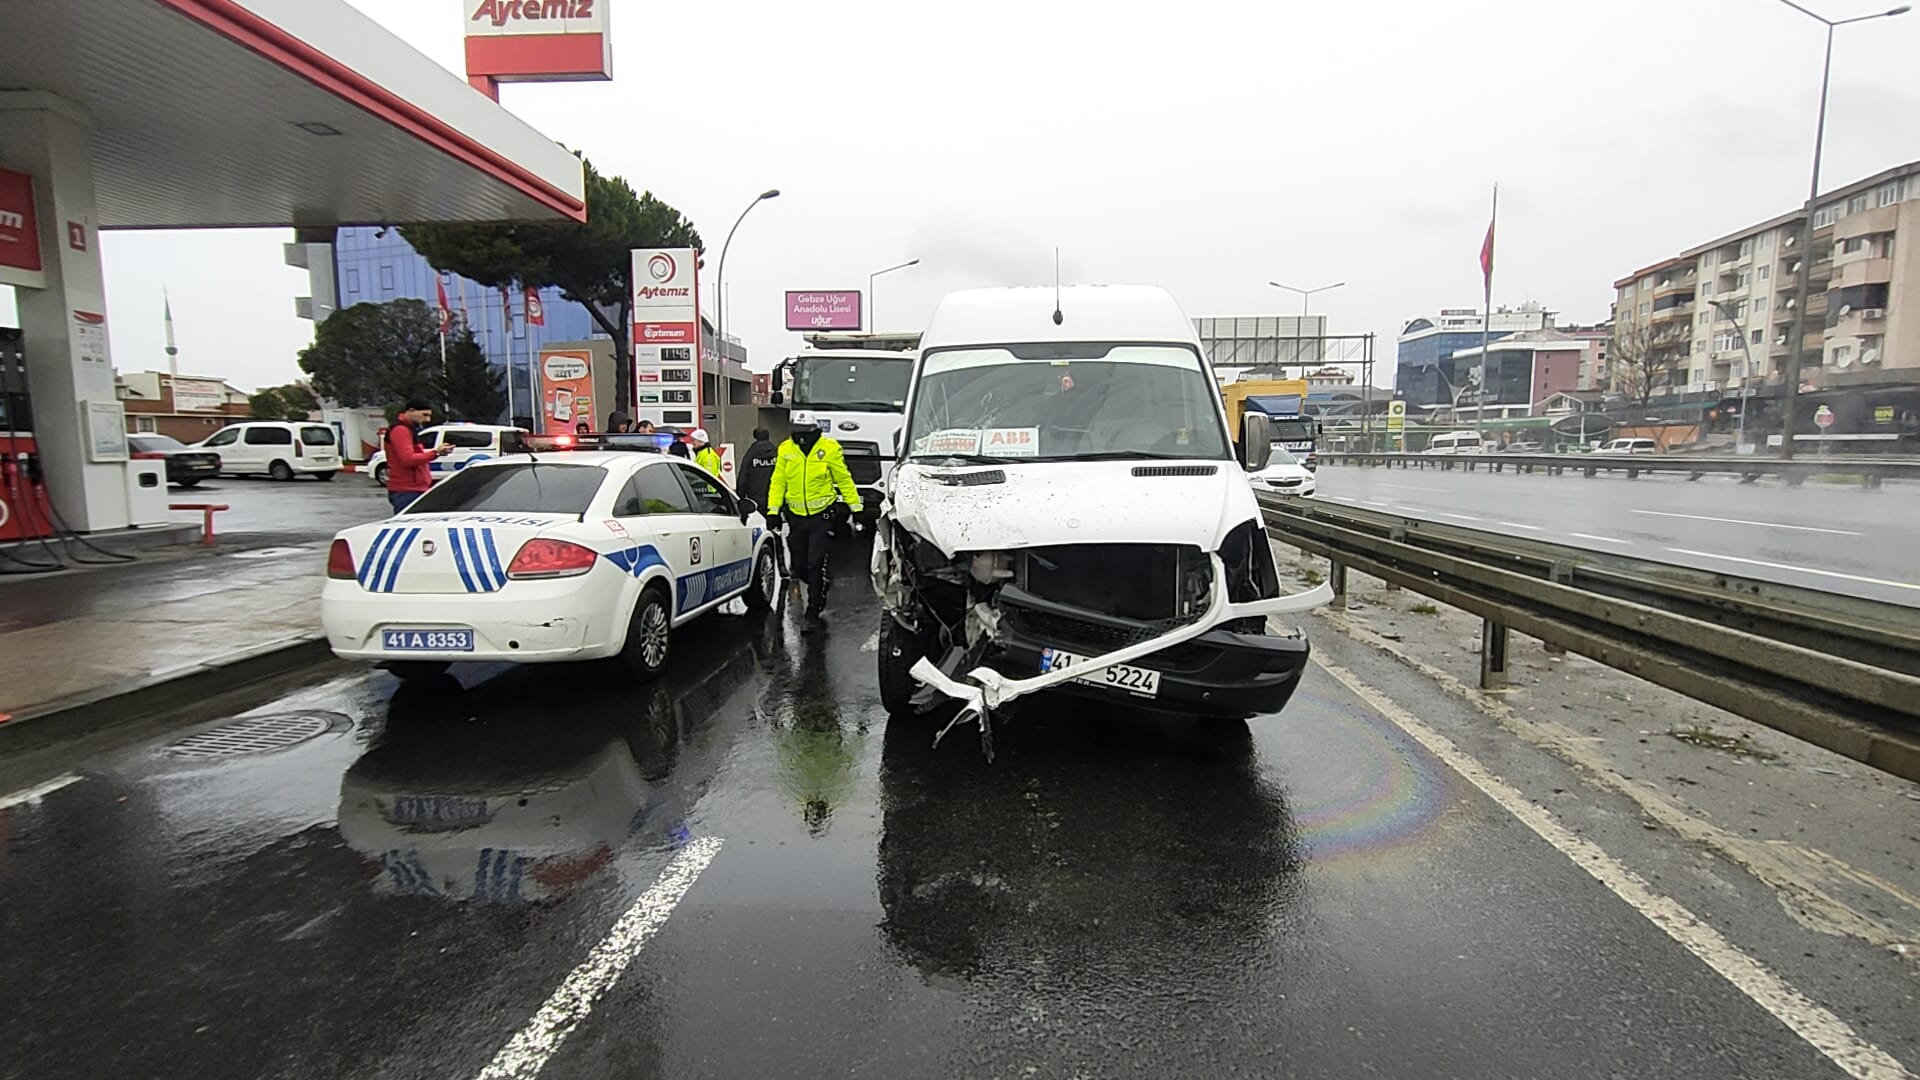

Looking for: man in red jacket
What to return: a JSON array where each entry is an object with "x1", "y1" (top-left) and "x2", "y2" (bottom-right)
[{"x1": 384, "y1": 397, "x2": 450, "y2": 513}]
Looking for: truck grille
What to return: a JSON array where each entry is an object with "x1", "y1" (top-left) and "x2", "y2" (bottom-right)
[{"x1": 840, "y1": 440, "x2": 882, "y2": 485}]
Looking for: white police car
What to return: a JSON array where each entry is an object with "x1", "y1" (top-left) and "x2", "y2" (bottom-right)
[
  {"x1": 323, "y1": 435, "x2": 778, "y2": 681},
  {"x1": 365, "y1": 423, "x2": 527, "y2": 487}
]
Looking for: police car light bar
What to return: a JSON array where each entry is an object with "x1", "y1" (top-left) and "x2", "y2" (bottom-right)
[{"x1": 518, "y1": 433, "x2": 672, "y2": 453}]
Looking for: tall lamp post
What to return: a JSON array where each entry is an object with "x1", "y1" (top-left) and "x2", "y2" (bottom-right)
[
  {"x1": 1772, "y1": 0, "x2": 1909, "y2": 459},
  {"x1": 713, "y1": 188, "x2": 780, "y2": 451},
  {"x1": 1268, "y1": 280, "x2": 1344, "y2": 375},
  {"x1": 868, "y1": 258, "x2": 919, "y2": 332},
  {"x1": 1712, "y1": 299, "x2": 1758, "y2": 452}
]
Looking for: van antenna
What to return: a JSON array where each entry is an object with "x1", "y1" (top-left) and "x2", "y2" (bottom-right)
[{"x1": 1052, "y1": 248, "x2": 1063, "y2": 326}]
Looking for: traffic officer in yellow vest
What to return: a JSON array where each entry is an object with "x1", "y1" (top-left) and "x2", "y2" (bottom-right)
[
  {"x1": 689, "y1": 428, "x2": 723, "y2": 479},
  {"x1": 767, "y1": 410, "x2": 862, "y2": 629}
]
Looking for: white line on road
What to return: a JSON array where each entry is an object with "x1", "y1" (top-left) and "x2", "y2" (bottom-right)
[
  {"x1": 1568, "y1": 532, "x2": 1632, "y2": 546},
  {"x1": 1497, "y1": 522, "x2": 1543, "y2": 531},
  {"x1": 861, "y1": 631, "x2": 879, "y2": 653},
  {"x1": 0, "y1": 773, "x2": 81, "y2": 810},
  {"x1": 1330, "y1": 496, "x2": 1360, "y2": 503},
  {"x1": 1362, "y1": 500, "x2": 1392, "y2": 509},
  {"x1": 1313, "y1": 660, "x2": 1913, "y2": 1080},
  {"x1": 1632, "y1": 509, "x2": 1861, "y2": 536},
  {"x1": 476, "y1": 837, "x2": 724, "y2": 1080},
  {"x1": 1666, "y1": 549, "x2": 1920, "y2": 594},
  {"x1": 1441, "y1": 512, "x2": 1484, "y2": 523}
]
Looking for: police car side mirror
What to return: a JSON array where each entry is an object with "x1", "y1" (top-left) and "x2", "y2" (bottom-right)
[{"x1": 738, "y1": 497, "x2": 758, "y2": 524}]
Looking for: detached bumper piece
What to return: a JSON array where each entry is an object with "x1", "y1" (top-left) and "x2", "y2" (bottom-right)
[{"x1": 993, "y1": 586, "x2": 1310, "y2": 719}]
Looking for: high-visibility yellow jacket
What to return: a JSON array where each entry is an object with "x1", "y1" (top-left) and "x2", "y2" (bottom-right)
[
  {"x1": 694, "y1": 446, "x2": 722, "y2": 479},
  {"x1": 766, "y1": 437, "x2": 861, "y2": 517}
]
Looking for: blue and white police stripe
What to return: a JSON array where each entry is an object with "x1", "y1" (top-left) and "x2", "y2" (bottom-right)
[
  {"x1": 448, "y1": 527, "x2": 508, "y2": 593},
  {"x1": 357, "y1": 526, "x2": 421, "y2": 594}
]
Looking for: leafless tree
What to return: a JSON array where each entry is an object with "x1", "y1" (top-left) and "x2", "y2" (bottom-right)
[{"x1": 1608, "y1": 320, "x2": 1685, "y2": 408}]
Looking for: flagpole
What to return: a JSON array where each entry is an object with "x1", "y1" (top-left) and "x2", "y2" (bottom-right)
[
  {"x1": 1477, "y1": 183, "x2": 1497, "y2": 452},
  {"x1": 501, "y1": 286, "x2": 516, "y2": 425}
]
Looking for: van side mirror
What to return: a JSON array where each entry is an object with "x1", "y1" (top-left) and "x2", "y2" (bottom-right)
[
  {"x1": 770, "y1": 391, "x2": 784, "y2": 406},
  {"x1": 891, "y1": 430, "x2": 901, "y2": 452},
  {"x1": 771, "y1": 369, "x2": 785, "y2": 393},
  {"x1": 1241, "y1": 413, "x2": 1273, "y2": 472}
]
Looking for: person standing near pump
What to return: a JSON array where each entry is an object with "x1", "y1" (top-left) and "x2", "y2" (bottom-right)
[
  {"x1": 690, "y1": 428, "x2": 723, "y2": 480},
  {"x1": 383, "y1": 397, "x2": 451, "y2": 514},
  {"x1": 767, "y1": 411, "x2": 862, "y2": 630}
]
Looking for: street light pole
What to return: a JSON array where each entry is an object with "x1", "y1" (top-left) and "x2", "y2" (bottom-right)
[
  {"x1": 1267, "y1": 280, "x2": 1344, "y2": 375},
  {"x1": 1772, "y1": 1, "x2": 1909, "y2": 459},
  {"x1": 713, "y1": 188, "x2": 780, "y2": 452},
  {"x1": 868, "y1": 258, "x2": 919, "y2": 332},
  {"x1": 1713, "y1": 299, "x2": 1757, "y2": 452}
]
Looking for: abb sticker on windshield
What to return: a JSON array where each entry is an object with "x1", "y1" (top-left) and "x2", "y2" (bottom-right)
[{"x1": 983, "y1": 428, "x2": 1039, "y2": 457}]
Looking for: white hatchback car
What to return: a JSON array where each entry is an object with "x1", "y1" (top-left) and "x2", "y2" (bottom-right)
[
  {"x1": 365, "y1": 423, "x2": 528, "y2": 487},
  {"x1": 323, "y1": 436, "x2": 778, "y2": 682},
  {"x1": 1248, "y1": 444, "x2": 1317, "y2": 496}
]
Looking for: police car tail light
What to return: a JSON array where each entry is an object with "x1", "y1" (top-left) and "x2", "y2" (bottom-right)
[
  {"x1": 327, "y1": 539, "x2": 356, "y2": 580},
  {"x1": 507, "y1": 539, "x2": 598, "y2": 579}
]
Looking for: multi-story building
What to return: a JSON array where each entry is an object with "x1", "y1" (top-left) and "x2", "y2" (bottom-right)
[
  {"x1": 1395, "y1": 303, "x2": 1554, "y2": 408},
  {"x1": 1612, "y1": 160, "x2": 1920, "y2": 397},
  {"x1": 1443, "y1": 329, "x2": 1603, "y2": 418}
]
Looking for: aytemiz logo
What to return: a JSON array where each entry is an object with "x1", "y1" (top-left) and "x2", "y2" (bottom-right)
[
  {"x1": 646, "y1": 252, "x2": 675, "y2": 283},
  {"x1": 471, "y1": 0, "x2": 594, "y2": 27},
  {"x1": 636, "y1": 285, "x2": 691, "y2": 300}
]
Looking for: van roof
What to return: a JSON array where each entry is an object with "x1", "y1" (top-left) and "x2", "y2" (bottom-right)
[{"x1": 921, "y1": 285, "x2": 1200, "y2": 351}]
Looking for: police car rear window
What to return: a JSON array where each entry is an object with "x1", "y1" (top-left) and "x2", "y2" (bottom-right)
[{"x1": 404, "y1": 463, "x2": 607, "y2": 516}]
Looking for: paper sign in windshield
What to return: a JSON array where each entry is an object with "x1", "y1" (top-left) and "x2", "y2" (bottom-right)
[
  {"x1": 919, "y1": 429, "x2": 982, "y2": 455},
  {"x1": 983, "y1": 428, "x2": 1039, "y2": 456}
]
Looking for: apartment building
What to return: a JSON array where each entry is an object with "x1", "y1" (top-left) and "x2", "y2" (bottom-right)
[{"x1": 1612, "y1": 160, "x2": 1919, "y2": 397}]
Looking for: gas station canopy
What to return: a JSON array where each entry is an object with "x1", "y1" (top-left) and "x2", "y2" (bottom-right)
[{"x1": 0, "y1": 0, "x2": 586, "y2": 228}]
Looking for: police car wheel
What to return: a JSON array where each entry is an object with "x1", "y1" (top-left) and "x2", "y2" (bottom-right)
[
  {"x1": 877, "y1": 613, "x2": 923, "y2": 718},
  {"x1": 387, "y1": 661, "x2": 450, "y2": 682},
  {"x1": 745, "y1": 546, "x2": 777, "y2": 613},
  {"x1": 373, "y1": 464, "x2": 389, "y2": 486},
  {"x1": 619, "y1": 587, "x2": 672, "y2": 683}
]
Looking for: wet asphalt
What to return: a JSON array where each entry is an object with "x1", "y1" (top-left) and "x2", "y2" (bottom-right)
[{"x1": 0, "y1": 539, "x2": 1877, "y2": 1079}]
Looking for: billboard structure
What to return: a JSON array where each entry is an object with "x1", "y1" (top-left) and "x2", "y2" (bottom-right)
[
  {"x1": 538, "y1": 348, "x2": 594, "y2": 433},
  {"x1": 631, "y1": 248, "x2": 701, "y2": 430},
  {"x1": 463, "y1": 0, "x2": 612, "y2": 94},
  {"x1": 785, "y1": 290, "x2": 862, "y2": 332}
]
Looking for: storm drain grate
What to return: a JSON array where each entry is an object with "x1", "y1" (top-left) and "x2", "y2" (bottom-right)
[{"x1": 165, "y1": 712, "x2": 345, "y2": 758}]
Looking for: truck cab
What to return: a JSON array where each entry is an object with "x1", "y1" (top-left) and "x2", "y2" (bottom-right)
[
  {"x1": 870, "y1": 285, "x2": 1331, "y2": 748},
  {"x1": 771, "y1": 332, "x2": 919, "y2": 513},
  {"x1": 1221, "y1": 379, "x2": 1321, "y2": 470}
]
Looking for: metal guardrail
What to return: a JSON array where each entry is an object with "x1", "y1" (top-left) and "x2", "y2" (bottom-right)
[
  {"x1": 1317, "y1": 451, "x2": 1920, "y2": 488},
  {"x1": 1256, "y1": 493, "x2": 1920, "y2": 782}
]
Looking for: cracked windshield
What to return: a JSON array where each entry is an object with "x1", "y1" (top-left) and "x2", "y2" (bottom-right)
[{"x1": 1, "y1": 1, "x2": 1917, "y2": 1078}]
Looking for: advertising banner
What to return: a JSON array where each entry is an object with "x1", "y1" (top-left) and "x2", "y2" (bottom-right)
[
  {"x1": 0, "y1": 167, "x2": 44, "y2": 288},
  {"x1": 631, "y1": 248, "x2": 702, "y2": 431},
  {"x1": 539, "y1": 348, "x2": 594, "y2": 433},
  {"x1": 171, "y1": 378, "x2": 226, "y2": 413},
  {"x1": 784, "y1": 290, "x2": 862, "y2": 331},
  {"x1": 464, "y1": 0, "x2": 612, "y2": 83}
]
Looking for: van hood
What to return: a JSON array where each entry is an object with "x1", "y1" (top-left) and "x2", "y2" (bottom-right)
[{"x1": 888, "y1": 460, "x2": 1249, "y2": 557}]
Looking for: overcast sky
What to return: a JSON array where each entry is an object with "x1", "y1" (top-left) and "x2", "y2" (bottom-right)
[{"x1": 4, "y1": 0, "x2": 1918, "y2": 392}]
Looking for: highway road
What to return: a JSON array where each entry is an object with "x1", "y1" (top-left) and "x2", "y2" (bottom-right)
[
  {"x1": 1313, "y1": 465, "x2": 1920, "y2": 606},
  {"x1": 4, "y1": 541, "x2": 1918, "y2": 1080}
]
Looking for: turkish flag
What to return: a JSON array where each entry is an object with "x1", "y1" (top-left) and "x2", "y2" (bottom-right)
[
  {"x1": 435, "y1": 275, "x2": 453, "y2": 333},
  {"x1": 524, "y1": 286, "x2": 545, "y2": 326},
  {"x1": 1479, "y1": 184, "x2": 1498, "y2": 293}
]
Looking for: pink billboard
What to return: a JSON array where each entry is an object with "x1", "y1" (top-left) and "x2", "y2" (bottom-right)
[{"x1": 785, "y1": 290, "x2": 863, "y2": 331}]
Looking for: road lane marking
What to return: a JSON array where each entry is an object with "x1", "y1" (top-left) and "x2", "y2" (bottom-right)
[
  {"x1": 1330, "y1": 496, "x2": 1360, "y2": 503},
  {"x1": 475, "y1": 836, "x2": 724, "y2": 1080},
  {"x1": 1632, "y1": 509, "x2": 1861, "y2": 536},
  {"x1": 1666, "y1": 549, "x2": 1920, "y2": 594},
  {"x1": 1313, "y1": 660, "x2": 1913, "y2": 1080},
  {"x1": 1497, "y1": 522, "x2": 1543, "y2": 531},
  {"x1": 1568, "y1": 532, "x2": 1632, "y2": 546},
  {"x1": 0, "y1": 773, "x2": 81, "y2": 810},
  {"x1": 1441, "y1": 512, "x2": 1484, "y2": 523},
  {"x1": 1362, "y1": 500, "x2": 1392, "y2": 509},
  {"x1": 861, "y1": 631, "x2": 879, "y2": 652}
]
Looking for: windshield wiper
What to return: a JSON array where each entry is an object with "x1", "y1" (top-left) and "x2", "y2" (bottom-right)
[
  {"x1": 907, "y1": 453, "x2": 1005, "y2": 465},
  {"x1": 1027, "y1": 450, "x2": 1195, "y2": 462}
]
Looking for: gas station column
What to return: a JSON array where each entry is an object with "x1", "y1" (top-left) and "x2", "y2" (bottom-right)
[{"x1": 0, "y1": 92, "x2": 128, "y2": 532}]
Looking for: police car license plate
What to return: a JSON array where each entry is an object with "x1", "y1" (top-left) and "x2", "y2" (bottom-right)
[
  {"x1": 1040, "y1": 647, "x2": 1161, "y2": 698},
  {"x1": 382, "y1": 628, "x2": 474, "y2": 652}
]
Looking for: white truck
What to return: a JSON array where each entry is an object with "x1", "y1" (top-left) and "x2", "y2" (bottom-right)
[
  {"x1": 770, "y1": 332, "x2": 919, "y2": 514},
  {"x1": 869, "y1": 285, "x2": 1332, "y2": 754}
]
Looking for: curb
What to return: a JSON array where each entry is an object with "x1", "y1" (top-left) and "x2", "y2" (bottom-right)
[{"x1": 0, "y1": 634, "x2": 338, "y2": 753}]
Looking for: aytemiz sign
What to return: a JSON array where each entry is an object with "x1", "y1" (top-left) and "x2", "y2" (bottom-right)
[
  {"x1": 465, "y1": 0, "x2": 611, "y2": 83},
  {"x1": 632, "y1": 248, "x2": 702, "y2": 431},
  {"x1": 785, "y1": 290, "x2": 862, "y2": 331},
  {"x1": 0, "y1": 167, "x2": 45, "y2": 288}
]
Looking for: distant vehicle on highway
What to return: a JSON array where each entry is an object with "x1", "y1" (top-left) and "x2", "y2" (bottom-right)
[
  {"x1": 1422, "y1": 430, "x2": 1499, "y2": 454},
  {"x1": 1503, "y1": 440, "x2": 1545, "y2": 454},
  {"x1": 1596, "y1": 437, "x2": 1660, "y2": 455},
  {"x1": 127, "y1": 433, "x2": 221, "y2": 488},
  {"x1": 194, "y1": 421, "x2": 340, "y2": 481},
  {"x1": 1248, "y1": 444, "x2": 1317, "y2": 496},
  {"x1": 323, "y1": 435, "x2": 777, "y2": 683},
  {"x1": 364, "y1": 423, "x2": 527, "y2": 487}
]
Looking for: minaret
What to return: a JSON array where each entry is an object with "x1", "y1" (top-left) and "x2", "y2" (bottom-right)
[{"x1": 163, "y1": 288, "x2": 179, "y2": 377}]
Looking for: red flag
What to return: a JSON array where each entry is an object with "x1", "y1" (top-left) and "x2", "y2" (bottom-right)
[
  {"x1": 1479, "y1": 185, "x2": 1498, "y2": 293},
  {"x1": 524, "y1": 285, "x2": 545, "y2": 327},
  {"x1": 435, "y1": 275, "x2": 453, "y2": 333}
]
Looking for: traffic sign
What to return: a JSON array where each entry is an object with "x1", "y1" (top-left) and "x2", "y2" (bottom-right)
[{"x1": 1814, "y1": 405, "x2": 1835, "y2": 430}]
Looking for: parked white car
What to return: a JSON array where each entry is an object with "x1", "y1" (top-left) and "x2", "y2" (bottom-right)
[
  {"x1": 364, "y1": 423, "x2": 528, "y2": 487},
  {"x1": 1596, "y1": 437, "x2": 1660, "y2": 455},
  {"x1": 323, "y1": 438, "x2": 777, "y2": 682},
  {"x1": 1248, "y1": 444, "x2": 1316, "y2": 496},
  {"x1": 1422, "y1": 431, "x2": 1499, "y2": 455},
  {"x1": 195, "y1": 421, "x2": 340, "y2": 480}
]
